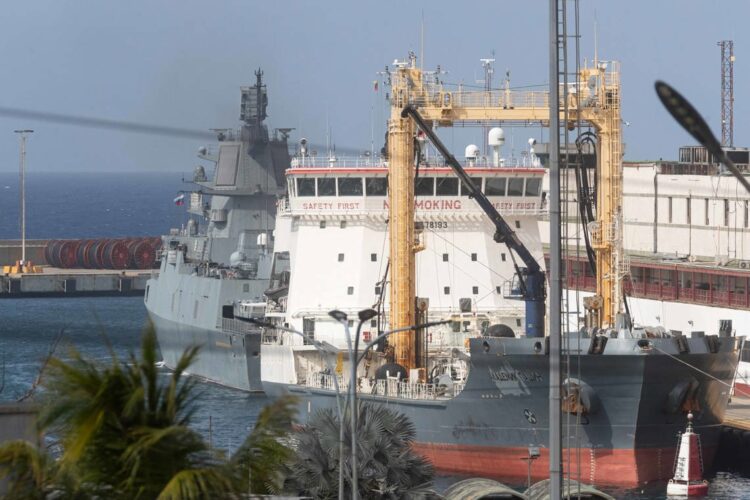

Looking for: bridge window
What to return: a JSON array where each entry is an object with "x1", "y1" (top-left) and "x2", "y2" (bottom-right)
[
  {"x1": 525, "y1": 178, "x2": 542, "y2": 196},
  {"x1": 365, "y1": 177, "x2": 388, "y2": 196},
  {"x1": 444, "y1": 286, "x2": 450, "y2": 295},
  {"x1": 507, "y1": 178, "x2": 524, "y2": 196},
  {"x1": 485, "y1": 177, "x2": 506, "y2": 196},
  {"x1": 338, "y1": 177, "x2": 363, "y2": 196},
  {"x1": 472, "y1": 286, "x2": 479, "y2": 295},
  {"x1": 415, "y1": 177, "x2": 435, "y2": 196},
  {"x1": 347, "y1": 286, "x2": 354, "y2": 295},
  {"x1": 436, "y1": 177, "x2": 459, "y2": 196},
  {"x1": 461, "y1": 177, "x2": 483, "y2": 196},
  {"x1": 371, "y1": 253, "x2": 377, "y2": 262},
  {"x1": 317, "y1": 178, "x2": 336, "y2": 196},
  {"x1": 297, "y1": 178, "x2": 316, "y2": 197}
]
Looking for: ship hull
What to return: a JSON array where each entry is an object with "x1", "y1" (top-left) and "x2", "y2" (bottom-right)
[
  {"x1": 149, "y1": 309, "x2": 262, "y2": 392},
  {"x1": 262, "y1": 335, "x2": 740, "y2": 487}
]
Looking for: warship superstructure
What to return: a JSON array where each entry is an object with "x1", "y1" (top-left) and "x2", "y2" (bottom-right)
[
  {"x1": 145, "y1": 71, "x2": 289, "y2": 391},
  {"x1": 257, "y1": 56, "x2": 743, "y2": 487}
]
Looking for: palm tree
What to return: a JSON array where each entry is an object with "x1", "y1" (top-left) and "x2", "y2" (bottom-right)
[
  {"x1": 0, "y1": 324, "x2": 296, "y2": 499},
  {"x1": 281, "y1": 402, "x2": 435, "y2": 499}
]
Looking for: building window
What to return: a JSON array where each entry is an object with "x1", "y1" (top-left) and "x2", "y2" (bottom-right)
[
  {"x1": 507, "y1": 178, "x2": 524, "y2": 196},
  {"x1": 472, "y1": 286, "x2": 479, "y2": 294},
  {"x1": 668, "y1": 197, "x2": 673, "y2": 223},
  {"x1": 297, "y1": 178, "x2": 316, "y2": 196},
  {"x1": 516, "y1": 319, "x2": 522, "y2": 327},
  {"x1": 303, "y1": 317, "x2": 315, "y2": 344},
  {"x1": 471, "y1": 253, "x2": 477, "y2": 261},
  {"x1": 317, "y1": 178, "x2": 336, "y2": 196},
  {"x1": 705, "y1": 198, "x2": 710, "y2": 225},
  {"x1": 444, "y1": 286, "x2": 450, "y2": 295},
  {"x1": 724, "y1": 199, "x2": 730, "y2": 227},
  {"x1": 337, "y1": 177, "x2": 363, "y2": 196},
  {"x1": 485, "y1": 177, "x2": 507, "y2": 196},
  {"x1": 365, "y1": 177, "x2": 388, "y2": 196},
  {"x1": 687, "y1": 197, "x2": 691, "y2": 224},
  {"x1": 415, "y1": 177, "x2": 435, "y2": 196},
  {"x1": 371, "y1": 253, "x2": 377, "y2": 262},
  {"x1": 338, "y1": 253, "x2": 344, "y2": 262},
  {"x1": 436, "y1": 177, "x2": 459, "y2": 196},
  {"x1": 347, "y1": 286, "x2": 354, "y2": 295},
  {"x1": 443, "y1": 253, "x2": 449, "y2": 262}
]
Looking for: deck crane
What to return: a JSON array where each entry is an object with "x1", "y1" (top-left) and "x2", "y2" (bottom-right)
[{"x1": 401, "y1": 105, "x2": 546, "y2": 338}]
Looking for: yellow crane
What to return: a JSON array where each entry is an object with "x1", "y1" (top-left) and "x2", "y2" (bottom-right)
[{"x1": 386, "y1": 57, "x2": 624, "y2": 372}]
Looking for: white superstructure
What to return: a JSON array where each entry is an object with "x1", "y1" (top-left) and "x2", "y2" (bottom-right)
[{"x1": 261, "y1": 146, "x2": 545, "y2": 387}]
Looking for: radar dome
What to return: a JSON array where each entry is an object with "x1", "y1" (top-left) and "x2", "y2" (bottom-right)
[
  {"x1": 488, "y1": 128, "x2": 505, "y2": 146},
  {"x1": 464, "y1": 144, "x2": 480, "y2": 159}
]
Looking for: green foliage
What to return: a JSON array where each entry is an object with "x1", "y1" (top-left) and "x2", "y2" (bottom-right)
[
  {"x1": 0, "y1": 324, "x2": 297, "y2": 499},
  {"x1": 282, "y1": 402, "x2": 435, "y2": 499}
]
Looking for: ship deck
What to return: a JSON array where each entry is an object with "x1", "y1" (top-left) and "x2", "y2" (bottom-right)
[{"x1": 725, "y1": 395, "x2": 750, "y2": 431}]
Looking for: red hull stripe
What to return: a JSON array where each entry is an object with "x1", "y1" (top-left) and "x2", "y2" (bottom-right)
[{"x1": 411, "y1": 442, "x2": 706, "y2": 487}]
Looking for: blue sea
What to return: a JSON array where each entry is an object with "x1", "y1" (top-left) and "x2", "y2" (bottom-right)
[{"x1": 1, "y1": 172, "x2": 749, "y2": 498}]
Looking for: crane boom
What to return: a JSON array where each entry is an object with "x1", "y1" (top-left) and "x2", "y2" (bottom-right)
[{"x1": 401, "y1": 105, "x2": 546, "y2": 337}]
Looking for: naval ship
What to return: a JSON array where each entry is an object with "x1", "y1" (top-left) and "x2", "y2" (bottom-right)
[
  {"x1": 256, "y1": 56, "x2": 743, "y2": 487},
  {"x1": 145, "y1": 70, "x2": 289, "y2": 391}
]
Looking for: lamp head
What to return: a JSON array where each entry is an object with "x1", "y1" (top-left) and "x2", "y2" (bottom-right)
[
  {"x1": 358, "y1": 308, "x2": 378, "y2": 322},
  {"x1": 328, "y1": 309, "x2": 348, "y2": 322}
]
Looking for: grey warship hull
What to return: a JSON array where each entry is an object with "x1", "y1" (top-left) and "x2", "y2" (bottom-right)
[
  {"x1": 145, "y1": 70, "x2": 290, "y2": 392},
  {"x1": 262, "y1": 334, "x2": 741, "y2": 487}
]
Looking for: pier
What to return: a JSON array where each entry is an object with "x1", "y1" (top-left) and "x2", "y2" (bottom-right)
[
  {"x1": 718, "y1": 395, "x2": 750, "y2": 473},
  {"x1": 0, "y1": 267, "x2": 152, "y2": 298}
]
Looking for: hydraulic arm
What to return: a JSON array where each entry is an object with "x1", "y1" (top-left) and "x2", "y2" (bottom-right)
[{"x1": 401, "y1": 105, "x2": 546, "y2": 337}]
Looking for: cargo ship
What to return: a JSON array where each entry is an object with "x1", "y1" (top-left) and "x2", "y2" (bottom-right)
[
  {"x1": 145, "y1": 71, "x2": 289, "y2": 391},
  {"x1": 257, "y1": 55, "x2": 742, "y2": 487}
]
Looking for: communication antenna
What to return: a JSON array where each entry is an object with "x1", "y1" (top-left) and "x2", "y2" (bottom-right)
[{"x1": 718, "y1": 40, "x2": 735, "y2": 147}]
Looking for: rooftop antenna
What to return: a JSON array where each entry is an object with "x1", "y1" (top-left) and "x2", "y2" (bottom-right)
[
  {"x1": 480, "y1": 54, "x2": 496, "y2": 155},
  {"x1": 718, "y1": 40, "x2": 735, "y2": 147},
  {"x1": 420, "y1": 10, "x2": 425, "y2": 69},
  {"x1": 593, "y1": 10, "x2": 598, "y2": 68}
]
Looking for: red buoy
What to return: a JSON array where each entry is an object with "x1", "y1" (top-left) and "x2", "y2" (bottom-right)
[{"x1": 667, "y1": 412, "x2": 709, "y2": 496}]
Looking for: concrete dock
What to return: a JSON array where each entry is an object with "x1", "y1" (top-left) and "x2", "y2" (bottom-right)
[{"x1": 0, "y1": 267, "x2": 153, "y2": 298}]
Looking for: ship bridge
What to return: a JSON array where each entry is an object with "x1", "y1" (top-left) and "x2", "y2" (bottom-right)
[{"x1": 283, "y1": 156, "x2": 546, "y2": 220}]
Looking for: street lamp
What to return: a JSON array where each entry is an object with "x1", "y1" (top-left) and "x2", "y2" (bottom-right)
[
  {"x1": 655, "y1": 81, "x2": 750, "y2": 195},
  {"x1": 13, "y1": 130, "x2": 33, "y2": 267},
  {"x1": 328, "y1": 309, "x2": 451, "y2": 500},
  {"x1": 247, "y1": 317, "x2": 346, "y2": 500}
]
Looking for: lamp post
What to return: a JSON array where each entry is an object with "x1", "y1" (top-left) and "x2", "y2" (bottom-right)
[
  {"x1": 247, "y1": 317, "x2": 345, "y2": 500},
  {"x1": 14, "y1": 130, "x2": 33, "y2": 267},
  {"x1": 329, "y1": 309, "x2": 451, "y2": 500}
]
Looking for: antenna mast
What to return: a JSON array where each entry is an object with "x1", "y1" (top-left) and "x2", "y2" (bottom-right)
[{"x1": 718, "y1": 40, "x2": 735, "y2": 147}]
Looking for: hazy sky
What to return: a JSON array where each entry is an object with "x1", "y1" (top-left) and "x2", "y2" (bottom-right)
[{"x1": 0, "y1": 0, "x2": 747, "y2": 173}]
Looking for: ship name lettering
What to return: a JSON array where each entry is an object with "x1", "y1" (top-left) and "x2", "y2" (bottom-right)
[{"x1": 489, "y1": 368, "x2": 543, "y2": 383}]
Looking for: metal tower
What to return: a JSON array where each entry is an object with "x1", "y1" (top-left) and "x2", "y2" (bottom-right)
[{"x1": 718, "y1": 40, "x2": 734, "y2": 147}]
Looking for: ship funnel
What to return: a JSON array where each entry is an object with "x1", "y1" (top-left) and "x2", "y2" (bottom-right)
[
  {"x1": 465, "y1": 144, "x2": 480, "y2": 167},
  {"x1": 488, "y1": 128, "x2": 505, "y2": 167}
]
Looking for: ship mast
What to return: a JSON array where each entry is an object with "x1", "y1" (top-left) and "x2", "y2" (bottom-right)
[{"x1": 387, "y1": 57, "x2": 422, "y2": 372}]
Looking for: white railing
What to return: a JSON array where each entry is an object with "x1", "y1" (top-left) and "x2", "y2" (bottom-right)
[
  {"x1": 302, "y1": 371, "x2": 466, "y2": 400},
  {"x1": 221, "y1": 318, "x2": 257, "y2": 335}
]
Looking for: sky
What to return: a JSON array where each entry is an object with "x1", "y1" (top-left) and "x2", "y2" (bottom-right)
[{"x1": 0, "y1": 0, "x2": 748, "y2": 173}]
